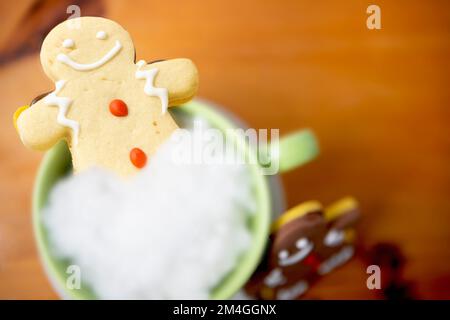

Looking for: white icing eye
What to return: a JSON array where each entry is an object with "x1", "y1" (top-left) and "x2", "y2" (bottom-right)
[
  {"x1": 96, "y1": 31, "x2": 107, "y2": 40},
  {"x1": 62, "y1": 39, "x2": 74, "y2": 49},
  {"x1": 324, "y1": 229, "x2": 344, "y2": 247},
  {"x1": 296, "y1": 238, "x2": 309, "y2": 249},
  {"x1": 278, "y1": 250, "x2": 289, "y2": 260}
]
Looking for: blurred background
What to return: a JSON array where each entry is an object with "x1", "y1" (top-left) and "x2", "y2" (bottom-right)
[{"x1": 0, "y1": 0, "x2": 449, "y2": 299}]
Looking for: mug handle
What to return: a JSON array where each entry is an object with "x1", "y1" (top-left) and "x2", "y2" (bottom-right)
[{"x1": 276, "y1": 129, "x2": 319, "y2": 174}]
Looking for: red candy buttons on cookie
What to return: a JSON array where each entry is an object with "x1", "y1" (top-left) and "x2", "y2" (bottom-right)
[
  {"x1": 109, "y1": 99, "x2": 128, "y2": 117},
  {"x1": 130, "y1": 148, "x2": 147, "y2": 169}
]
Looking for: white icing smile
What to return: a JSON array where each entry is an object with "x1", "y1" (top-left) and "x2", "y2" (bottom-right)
[
  {"x1": 278, "y1": 238, "x2": 314, "y2": 267},
  {"x1": 57, "y1": 40, "x2": 122, "y2": 71},
  {"x1": 317, "y1": 245, "x2": 354, "y2": 275}
]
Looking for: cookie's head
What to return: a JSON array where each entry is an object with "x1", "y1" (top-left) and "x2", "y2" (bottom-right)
[
  {"x1": 269, "y1": 198, "x2": 359, "y2": 272},
  {"x1": 270, "y1": 202, "x2": 326, "y2": 272},
  {"x1": 40, "y1": 17, "x2": 135, "y2": 81}
]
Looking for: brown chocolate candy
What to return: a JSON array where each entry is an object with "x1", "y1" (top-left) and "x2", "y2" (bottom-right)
[{"x1": 244, "y1": 197, "x2": 360, "y2": 300}]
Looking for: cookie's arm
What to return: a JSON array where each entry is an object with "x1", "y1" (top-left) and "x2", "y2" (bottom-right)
[
  {"x1": 15, "y1": 100, "x2": 67, "y2": 151},
  {"x1": 323, "y1": 197, "x2": 360, "y2": 245},
  {"x1": 324, "y1": 197, "x2": 360, "y2": 229},
  {"x1": 151, "y1": 58, "x2": 199, "y2": 106}
]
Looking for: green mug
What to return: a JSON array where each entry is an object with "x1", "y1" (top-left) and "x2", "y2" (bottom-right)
[{"x1": 32, "y1": 99, "x2": 319, "y2": 299}]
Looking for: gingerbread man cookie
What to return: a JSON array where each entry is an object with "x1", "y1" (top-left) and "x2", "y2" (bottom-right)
[
  {"x1": 15, "y1": 17, "x2": 198, "y2": 176},
  {"x1": 245, "y1": 197, "x2": 360, "y2": 300}
]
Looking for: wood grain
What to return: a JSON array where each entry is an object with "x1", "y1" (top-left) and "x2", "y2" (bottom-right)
[{"x1": 0, "y1": 0, "x2": 449, "y2": 299}]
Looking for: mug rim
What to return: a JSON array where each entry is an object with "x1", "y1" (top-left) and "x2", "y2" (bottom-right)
[{"x1": 33, "y1": 99, "x2": 272, "y2": 300}]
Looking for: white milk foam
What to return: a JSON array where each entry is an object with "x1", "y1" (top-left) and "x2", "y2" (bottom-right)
[{"x1": 43, "y1": 121, "x2": 256, "y2": 299}]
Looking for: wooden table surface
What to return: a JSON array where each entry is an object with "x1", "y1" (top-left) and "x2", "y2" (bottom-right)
[{"x1": 0, "y1": 0, "x2": 449, "y2": 299}]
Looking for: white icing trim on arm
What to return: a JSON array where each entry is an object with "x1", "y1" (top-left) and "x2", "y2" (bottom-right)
[
  {"x1": 57, "y1": 40, "x2": 122, "y2": 71},
  {"x1": 43, "y1": 80, "x2": 79, "y2": 146},
  {"x1": 135, "y1": 60, "x2": 168, "y2": 114}
]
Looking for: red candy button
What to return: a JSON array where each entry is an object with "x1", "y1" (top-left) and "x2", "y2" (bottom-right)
[
  {"x1": 130, "y1": 148, "x2": 147, "y2": 168},
  {"x1": 109, "y1": 99, "x2": 128, "y2": 117},
  {"x1": 303, "y1": 253, "x2": 322, "y2": 271}
]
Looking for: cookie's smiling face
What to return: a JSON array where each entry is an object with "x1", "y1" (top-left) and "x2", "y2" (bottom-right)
[
  {"x1": 41, "y1": 17, "x2": 135, "y2": 81},
  {"x1": 57, "y1": 30, "x2": 122, "y2": 71},
  {"x1": 270, "y1": 211, "x2": 326, "y2": 271},
  {"x1": 277, "y1": 237, "x2": 314, "y2": 267}
]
